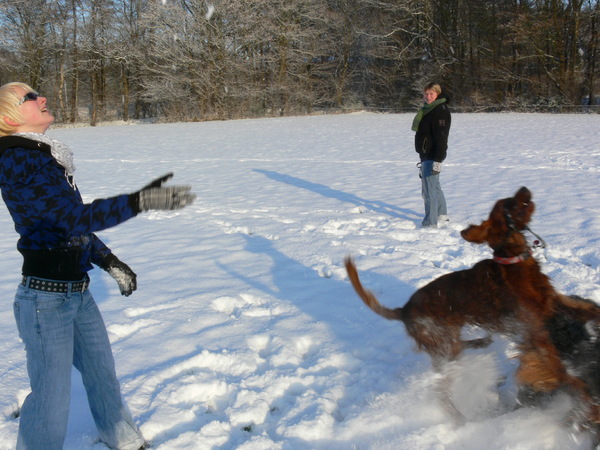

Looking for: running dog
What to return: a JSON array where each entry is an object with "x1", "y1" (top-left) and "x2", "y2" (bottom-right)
[{"x1": 345, "y1": 187, "x2": 600, "y2": 429}]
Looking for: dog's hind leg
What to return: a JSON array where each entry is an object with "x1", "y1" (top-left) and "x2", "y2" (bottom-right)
[
  {"x1": 432, "y1": 357, "x2": 468, "y2": 426},
  {"x1": 430, "y1": 334, "x2": 469, "y2": 426}
]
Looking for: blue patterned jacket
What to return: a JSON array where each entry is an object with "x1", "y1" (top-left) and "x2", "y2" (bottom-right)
[{"x1": 0, "y1": 136, "x2": 138, "y2": 280}]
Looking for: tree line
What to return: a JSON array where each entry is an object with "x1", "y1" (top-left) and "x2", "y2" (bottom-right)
[{"x1": 0, "y1": 0, "x2": 598, "y2": 124}]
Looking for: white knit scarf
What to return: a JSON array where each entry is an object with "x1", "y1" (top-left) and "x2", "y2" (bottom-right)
[{"x1": 14, "y1": 132, "x2": 76, "y2": 176}]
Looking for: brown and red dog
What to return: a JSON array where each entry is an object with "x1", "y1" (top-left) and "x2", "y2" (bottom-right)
[{"x1": 345, "y1": 187, "x2": 600, "y2": 430}]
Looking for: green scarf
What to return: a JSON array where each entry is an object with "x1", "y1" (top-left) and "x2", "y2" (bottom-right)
[{"x1": 411, "y1": 98, "x2": 446, "y2": 131}]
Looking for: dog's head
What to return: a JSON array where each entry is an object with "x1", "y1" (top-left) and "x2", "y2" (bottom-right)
[{"x1": 461, "y1": 187, "x2": 535, "y2": 251}]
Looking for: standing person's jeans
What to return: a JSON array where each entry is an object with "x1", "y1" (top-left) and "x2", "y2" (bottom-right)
[
  {"x1": 420, "y1": 159, "x2": 447, "y2": 227},
  {"x1": 13, "y1": 279, "x2": 145, "y2": 450}
]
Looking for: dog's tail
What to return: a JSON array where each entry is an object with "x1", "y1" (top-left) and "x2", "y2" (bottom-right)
[{"x1": 344, "y1": 257, "x2": 403, "y2": 321}]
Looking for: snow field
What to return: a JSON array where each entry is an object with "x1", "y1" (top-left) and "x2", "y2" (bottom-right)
[{"x1": 0, "y1": 112, "x2": 597, "y2": 448}]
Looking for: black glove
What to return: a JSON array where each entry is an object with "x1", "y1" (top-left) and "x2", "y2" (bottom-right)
[
  {"x1": 133, "y1": 173, "x2": 196, "y2": 213},
  {"x1": 101, "y1": 253, "x2": 137, "y2": 296}
]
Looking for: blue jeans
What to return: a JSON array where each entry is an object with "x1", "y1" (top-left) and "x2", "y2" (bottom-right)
[
  {"x1": 13, "y1": 279, "x2": 145, "y2": 450},
  {"x1": 420, "y1": 160, "x2": 447, "y2": 227}
]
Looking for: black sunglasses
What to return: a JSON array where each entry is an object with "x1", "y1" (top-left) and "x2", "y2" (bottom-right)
[{"x1": 18, "y1": 92, "x2": 39, "y2": 106}]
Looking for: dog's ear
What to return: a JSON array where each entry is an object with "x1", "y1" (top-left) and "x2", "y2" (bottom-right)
[
  {"x1": 461, "y1": 199, "x2": 507, "y2": 245},
  {"x1": 462, "y1": 189, "x2": 534, "y2": 248},
  {"x1": 461, "y1": 220, "x2": 491, "y2": 243},
  {"x1": 505, "y1": 187, "x2": 535, "y2": 229},
  {"x1": 488, "y1": 199, "x2": 508, "y2": 228},
  {"x1": 514, "y1": 186, "x2": 532, "y2": 203}
]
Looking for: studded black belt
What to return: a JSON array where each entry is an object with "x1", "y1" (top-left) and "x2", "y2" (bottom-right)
[{"x1": 21, "y1": 275, "x2": 89, "y2": 293}]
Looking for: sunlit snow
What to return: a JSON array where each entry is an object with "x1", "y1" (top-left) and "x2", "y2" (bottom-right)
[{"x1": 0, "y1": 112, "x2": 598, "y2": 449}]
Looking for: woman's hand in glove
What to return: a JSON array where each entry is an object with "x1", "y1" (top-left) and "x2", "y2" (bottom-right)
[
  {"x1": 102, "y1": 253, "x2": 137, "y2": 296},
  {"x1": 133, "y1": 173, "x2": 196, "y2": 212}
]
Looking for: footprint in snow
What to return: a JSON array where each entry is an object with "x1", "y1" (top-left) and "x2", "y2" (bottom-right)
[
  {"x1": 212, "y1": 219, "x2": 254, "y2": 236},
  {"x1": 247, "y1": 333, "x2": 318, "y2": 367},
  {"x1": 107, "y1": 318, "x2": 160, "y2": 341},
  {"x1": 210, "y1": 293, "x2": 286, "y2": 318},
  {"x1": 122, "y1": 303, "x2": 177, "y2": 318}
]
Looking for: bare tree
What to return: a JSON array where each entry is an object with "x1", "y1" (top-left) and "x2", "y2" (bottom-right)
[
  {"x1": 0, "y1": 0, "x2": 53, "y2": 89},
  {"x1": 0, "y1": 0, "x2": 598, "y2": 120},
  {"x1": 582, "y1": 0, "x2": 599, "y2": 104}
]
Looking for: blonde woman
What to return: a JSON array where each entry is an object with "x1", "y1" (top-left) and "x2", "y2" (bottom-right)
[{"x1": 0, "y1": 82, "x2": 195, "y2": 449}]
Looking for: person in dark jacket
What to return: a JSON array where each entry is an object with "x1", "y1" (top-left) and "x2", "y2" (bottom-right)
[
  {"x1": 0, "y1": 82, "x2": 196, "y2": 450},
  {"x1": 412, "y1": 82, "x2": 451, "y2": 228}
]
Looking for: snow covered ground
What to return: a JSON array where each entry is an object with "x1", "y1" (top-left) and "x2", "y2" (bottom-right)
[{"x1": 0, "y1": 112, "x2": 598, "y2": 449}]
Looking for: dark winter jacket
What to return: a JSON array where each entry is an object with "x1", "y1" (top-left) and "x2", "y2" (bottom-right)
[
  {"x1": 0, "y1": 136, "x2": 138, "y2": 280},
  {"x1": 414, "y1": 93, "x2": 451, "y2": 162}
]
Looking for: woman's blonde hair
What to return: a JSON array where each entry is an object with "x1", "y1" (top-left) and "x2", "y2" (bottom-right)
[
  {"x1": 423, "y1": 82, "x2": 442, "y2": 95},
  {"x1": 0, "y1": 82, "x2": 35, "y2": 136}
]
